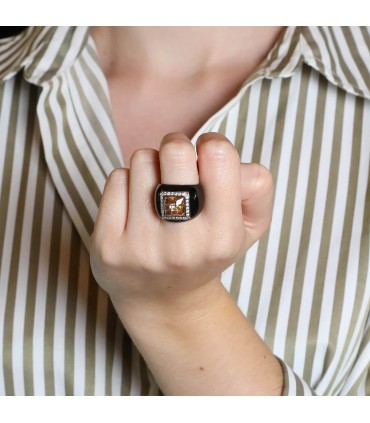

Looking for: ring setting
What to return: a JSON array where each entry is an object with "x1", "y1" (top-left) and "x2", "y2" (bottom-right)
[{"x1": 155, "y1": 184, "x2": 204, "y2": 222}]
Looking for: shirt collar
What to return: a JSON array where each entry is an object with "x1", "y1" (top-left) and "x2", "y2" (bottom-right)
[
  {"x1": 259, "y1": 26, "x2": 370, "y2": 100},
  {"x1": 0, "y1": 26, "x2": 89, "y2": 85}
]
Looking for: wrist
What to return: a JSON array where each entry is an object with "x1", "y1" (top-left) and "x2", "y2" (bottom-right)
[
  {"x1": 110, "y1": 276, "x2": 225, "y2": 333},
  {"x1": 111, "y1": 278, "x2": 282, "y2": 395}
]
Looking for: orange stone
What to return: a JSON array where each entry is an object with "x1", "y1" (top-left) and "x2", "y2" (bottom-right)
[{"x1": 164, "y1": 195, "x2": 186, "y2": 216}]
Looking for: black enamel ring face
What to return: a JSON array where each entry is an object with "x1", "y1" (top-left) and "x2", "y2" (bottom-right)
[{"x1": 154, "y1": 184, "x2": 204, "y2": 222}]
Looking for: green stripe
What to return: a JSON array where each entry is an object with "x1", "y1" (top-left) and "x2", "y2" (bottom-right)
[
  {"x1": 234, "y1": 88, "x2": 250, "y2": 156},
  {"x1": 104, "y1": 302, "x2": 118, "y2": 395},
  {"x1": 139, "y1": 356, "x2": 151, "y2": 396},
  {"x1": 22, "y1": 84, "x2": 43, "y2": 396},
  {"x1": 1, "y1": 74, "x2": 24, "y2": 395},
  {"x1": 84, "y1": 272, "x2": 99, "y2": 395},
  {"x1": 121, "y1": 329, "x2": 133, "y2": 395},
  {"x1": 252, "y1": 79, "x2": 273, "y2": 164},
  {"x1": 43, "y1": 190, "x2": 64, "y2": 395},
  {"x1": 64, "y1": 227, "x2": 81, "y2": 394}
]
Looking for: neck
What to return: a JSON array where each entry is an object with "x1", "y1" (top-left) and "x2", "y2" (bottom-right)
[{"x1": 91, "y1": 26, "x2": 284, "y2": 80}]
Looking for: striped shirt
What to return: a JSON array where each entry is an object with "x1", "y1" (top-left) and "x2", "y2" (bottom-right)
[{"x1": 0, "y1": 26, "x2": 369, "y2": 396}]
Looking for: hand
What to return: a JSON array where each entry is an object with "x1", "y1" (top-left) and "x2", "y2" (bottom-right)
[
  {"x1": 90, "y1": 132, "x2": 281, "y2": 395},
  {"x1": 90, "y1": 131, "x2": 273, "y2": 315}
]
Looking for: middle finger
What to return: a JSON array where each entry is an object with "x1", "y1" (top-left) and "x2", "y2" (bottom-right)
[{"x1": 159, "y1": 132, "x2": 199, "y2": 185}]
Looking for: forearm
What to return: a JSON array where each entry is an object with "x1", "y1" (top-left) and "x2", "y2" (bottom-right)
[{"x1": 112, "y1": 280, "x2": 283, "y2": 396}]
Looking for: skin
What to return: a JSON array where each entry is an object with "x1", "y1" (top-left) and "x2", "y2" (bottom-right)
[{"x1": 90, "y1": 27, "x2": 284, "y2": 395}]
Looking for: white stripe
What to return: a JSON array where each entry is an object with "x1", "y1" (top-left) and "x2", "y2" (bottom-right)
[
  {"x1": 224, "y1": 100, "x2": 240, "y2": 146},
  {"x1": 284, "y1": 363, "x2": 297, "y2": 395},
  {"x1": 237, "y1": 242, "x2": 259, "y2": 314},
  {"x1": 94, "y1": 289, "x2": 108, "y2": 395},
  {"x1": 220, "y1": 263, "x2": 235, "y2": 293},
  {"x1": 255, "y1": 71, "x2": 302, "y2": 338}
]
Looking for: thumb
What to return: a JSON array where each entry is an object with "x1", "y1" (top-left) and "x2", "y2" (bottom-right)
[
  {"x1": 240, "y1": 163, "x2": 274, "y2": 246},
  {"x1": 91, "y1": 168, "x2": 129, "y2": 244}
]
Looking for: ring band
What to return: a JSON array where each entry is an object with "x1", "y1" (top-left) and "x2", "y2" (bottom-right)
[{"x1": 155, "y1": 184, "x2": 204, "y2": 222}]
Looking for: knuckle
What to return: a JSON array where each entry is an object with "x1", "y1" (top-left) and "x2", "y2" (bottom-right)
[
  {"x1": 94, "y1": 239, "x2": 121, "y2": 269},
  {"x1": 208, "y1": 228, "x2": 244, "y2": 263},
  {"x1": 160, "y1": 139, "x2": 196, "y2": 163},
  {"x1": 105, "y1": 168, "x2": 129, "y2": 190},
  {"x1": 198, "y1": 137, "x2": 236, "y2": 163},
  {"x1": 130, "y1": 148, "x2": 158, "y2": 168},
  {"x1": 251, "y1": 164, "x2": 274, "y2": 195}
]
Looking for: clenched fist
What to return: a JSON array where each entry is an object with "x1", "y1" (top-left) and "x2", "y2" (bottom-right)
[
  {"x1": 90, "y1": 132, "x2": 281, "y2": 395},
  {"x1": 91, "y1": 131, "x2": 273, "y2": 310}
]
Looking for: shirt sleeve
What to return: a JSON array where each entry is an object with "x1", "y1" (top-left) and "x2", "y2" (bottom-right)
[{"x1": 276, "y1": 357, "x2": 317, "y2": 396}]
